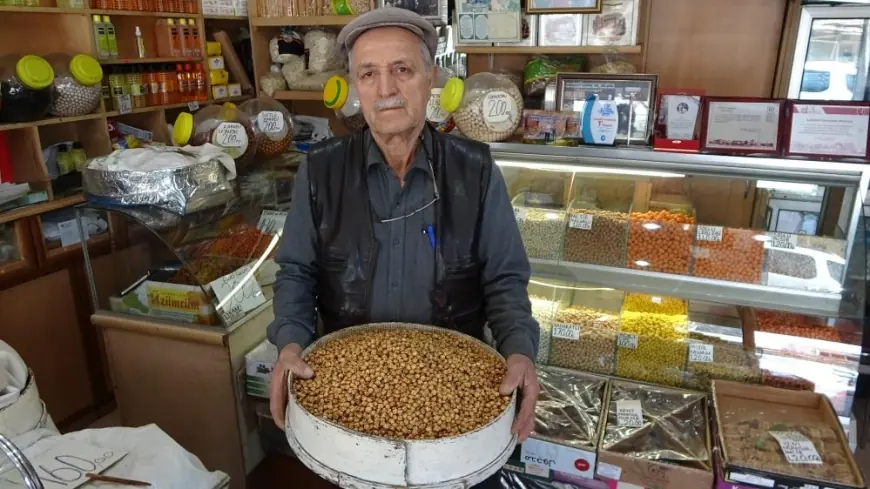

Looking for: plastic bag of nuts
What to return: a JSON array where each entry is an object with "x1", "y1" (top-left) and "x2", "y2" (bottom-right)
[
  {"x1": 549, "y1": 306, "x2": 619, "y2": 375},
  {"x1": 692, "y1": 226, "x2": 764, "y2": 284},
  {"x1": 615, "y1": 311, "x2": 688, "y2": 387},
  {"x1": 241, "y1": 96, "x2": 294, "y2": 158},
  {"x1": 440, "y1": 72, "x2": 524, "y2": 142},
  {"x1": 626, "y1": 209, "x2": 695, "y2": 275}
]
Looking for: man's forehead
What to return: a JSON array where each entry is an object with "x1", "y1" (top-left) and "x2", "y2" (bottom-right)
[{"x1": 353, "y1": 26, "x2": 420, "y2": 54}]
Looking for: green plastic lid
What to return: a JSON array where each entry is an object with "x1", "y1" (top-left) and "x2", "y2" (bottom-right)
[
  {"x1": 69, "y1": 54, "x2": 103, "y2": 86},
  {"x1": 440, "y1": 77, "x2": 464, "y2": 113},
  {"x1": 15, "y1": 55, "x2": 54, "y2": 91}
]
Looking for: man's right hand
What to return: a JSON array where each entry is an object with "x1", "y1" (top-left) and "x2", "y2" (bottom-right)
[{"x1": 269, "y1": 343, "x2": 314, "y2": 429}]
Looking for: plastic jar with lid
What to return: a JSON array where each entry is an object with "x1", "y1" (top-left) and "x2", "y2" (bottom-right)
[
  {"x1": 240, "y1": 97, "x2": 294, "y2": 158},
  {"x1": 323, "y1": 75, "x2": 367, "y2": 132},
  {"x1": 0, "y1": 55, "x2": 56, "y2": 123},
  {"x1": 426, "y1": 66, "x2": 455, "y2": 133},
  {"x1": 46, "y1": 53, "x2": 103, "y2": 117},
  {"x1": 172, "y1": 102, "x2": 259, "y2": 169},
  {"x1": 439, "y1": 72, "x2": 524, "y2": 142}
]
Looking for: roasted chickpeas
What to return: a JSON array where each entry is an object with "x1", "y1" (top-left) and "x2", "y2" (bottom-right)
[
  {"x1": 626, "y1": 210, "x2": 695, "y2": 275},
  {"x1": 563, "y1": 209, "x2": 629, "y2": 266},
  {"x1": 549, "y1": 307, "x2": 618, "y2": 375},
  {"x1": 294, "y1": 328, "x2": 511, "y2": 440},
  {"x1": 692, "y1": 227, "x2": 764, "y2": 284}
]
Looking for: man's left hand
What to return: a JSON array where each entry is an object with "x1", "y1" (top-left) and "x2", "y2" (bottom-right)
[{"x1": 499, "y1": 354, "x2": 539, "y2": 442}]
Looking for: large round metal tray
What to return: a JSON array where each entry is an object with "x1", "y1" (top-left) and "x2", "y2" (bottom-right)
[{"x1": 285, "y1": 323, "x2": 517, "y2": 489}]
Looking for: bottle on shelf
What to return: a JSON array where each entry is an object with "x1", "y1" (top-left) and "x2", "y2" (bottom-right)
[
  {"x1": 187, "y1": 19, "x2": 201, "y2": 57},
  {"x1": 142, "y1": 68, "x2": 155, "y2": 106},
  {"x1": 57, "y1": 0, "x2": 86, "y2": 9},
  {"x1": 135, "y1": 26, "x2": 147, "y2": 58},
  {"x1": 185, "y1": 0, "x2": 197, "y2": 14},
  {"x1": 92, "y1": 15, "x2": 111, "y2": 59},
  {"x1": 101, "y1": 71, "x2": 112, "y2": 111},
  {"x1": 175, "y1": 63, "x2": 189, "y2": 102},
  {"x1": 107, "y1": 66, "x2": 127, "y2": 109},
  {"x1": 169, "y1": 18, "x2": 183, "y2": 56},
  {"x1": 156, "y1": 65, "x2": 172, "y2": 105},
  {"x1": 126, "y1": 66, "x2": 145, "y2": 109},
  {"x1": 193, "y1": 63, "x2": 207, "y2": 101},
  {"x1": 178, "y1": 19, "x2": 191, "y2": 57},
  {"x1": 102, "y1": 16, "x2": 119, "y2": 58}
]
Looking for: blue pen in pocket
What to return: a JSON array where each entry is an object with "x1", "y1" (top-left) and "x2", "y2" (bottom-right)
[{"x1": 423, "y1": 225, "x2": 436, "y2": 250}]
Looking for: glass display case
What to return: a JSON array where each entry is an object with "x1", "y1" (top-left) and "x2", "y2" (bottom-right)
[
  {"x1": 0, "y1": 220, "x2": 30, "y2": 276},
  {"x1": 493, "y1": 143, "x2": 867, "y2": 427}
]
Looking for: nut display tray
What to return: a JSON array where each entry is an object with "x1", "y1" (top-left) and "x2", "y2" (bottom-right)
[{"x1": 533, "y1": 366, "x2": 607, "y2": 450}]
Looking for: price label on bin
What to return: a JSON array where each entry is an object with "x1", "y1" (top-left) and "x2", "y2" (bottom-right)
[
  {"x1": 616, "y1": 400, "x2": 644, "y2": 428},
  {"x1": 569, "y1": 213, "x2": 593, "y2": 230},
  {"x1": 617, "y1": 333, "x2": 638, "y2": 349},
  {"x1": 514, "y1": 207, "x2": 528, "y2": 223},
  {"x1": 769, "y1": 232, "x2": 798, "y2": 250},
  {"x1": 769, "y1": 431, "x2": 822, "y2": 465},
  {"x1": 696, "y1": 225, "x2": 723, "y2": 242},
  {"x1": 688, "y1": 343, "x2": 714, "y2": 363},
  {"x1": 257, "y1": 111, "x2": 285, "y2": 134},
  {"x1": 552, "y1": 323, "x2": 580, "y2": 340}
]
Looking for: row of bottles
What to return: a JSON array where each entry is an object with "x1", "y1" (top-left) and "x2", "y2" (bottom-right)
[
  {"x1": 103, "y1": 64, "x2": 207, "y2": 111},
  {"x1": 2, "y1": 0, "x2": 85, "y2": 7},
  {"x1": 90, "y1": 0, "x2": 197, "y2": 13},
  {"x1": 91, "y1": 16, "x2": 201, "y2": 60}
]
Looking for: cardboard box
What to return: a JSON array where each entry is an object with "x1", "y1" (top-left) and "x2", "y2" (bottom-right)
[
  {"x1": 212, "y1": 85, "x2": 228, "y2": 99},
  {"x1": 712, "y1": 380, "x2": 865, "y2": 489},
  {"x1": 208, "y1": 55, "x2": 226, "y2": 71},
  {"x1": 245, "y1": 340, "x2": 277, "y2": 398},
  {"x1": 228, "y1": 83, "x2": 242, "y2": 97},
  {"x1": 595, "y1": 380, "x2": 714, "y2": 489}
]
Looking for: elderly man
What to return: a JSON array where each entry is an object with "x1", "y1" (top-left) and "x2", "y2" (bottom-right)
[{"x1": 267, "y1": 7, "x2": 540, "y2": 485}]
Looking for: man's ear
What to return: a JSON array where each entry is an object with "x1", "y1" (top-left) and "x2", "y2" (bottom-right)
[{"x1": 428, "y1": 65, "x2": 438, "y2": 90}]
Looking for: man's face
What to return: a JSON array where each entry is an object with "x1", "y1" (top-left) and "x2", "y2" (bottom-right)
[{"x1": 350, "y1": 27, "x2": 435, "y2": 136}]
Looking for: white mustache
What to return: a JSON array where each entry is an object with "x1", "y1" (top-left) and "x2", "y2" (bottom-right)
[{"x1": 373, "y1": 97, "x2": 406, "y2": 110}]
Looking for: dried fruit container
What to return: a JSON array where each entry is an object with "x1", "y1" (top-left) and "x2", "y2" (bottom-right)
[
  {"x1": 0, "y1": 54, "x2": 56, "y2": 123},
  {"x1": 322, "y1": 75, "x2": 367, "y2": 133},
  {"x1": 440, "y1": 72, "x2": 523, "y2": 142},
  {"x1": 285, "y1": 323, "x2": 517, "y2": 488},
  {"x1": 172, "y1": 102, "x2": 259, "y2": 169},
  {"x1": 240, "y1": 96, "x2": 294, "y2": 157},
  {"x1": 46, "y1": 53, "x2": 103, "y2": 117},
  {"x1": 531, "y1": 366, "x2": 607, "y2": 450}
]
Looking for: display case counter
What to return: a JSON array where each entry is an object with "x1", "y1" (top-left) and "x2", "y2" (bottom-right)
[{"x1": 496, "y1": 143, "x2": 867, "y2": 429}]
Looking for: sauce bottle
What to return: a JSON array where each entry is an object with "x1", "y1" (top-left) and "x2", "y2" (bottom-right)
[
  {"x1": 187, "y1": 18, "x2": 201, "y2": 57},
  {"x1": 193, "y1": 63, "x2": 207, "y2": 101},
  {"x1": 178, "y1": 18, "x2": 192, "y2": 57},
  {"x1": 169, "y1": 18, "x2": 182, "y2": 56},
  {"x1": 91, "y1": 15, "x2": 110, "y2": 59},
  {"x1": 102, "y1": 16, "x2": 119, "y2": 58},
  {"x1": 175, "y1": 63, "x2": 189, "y2": 102}
]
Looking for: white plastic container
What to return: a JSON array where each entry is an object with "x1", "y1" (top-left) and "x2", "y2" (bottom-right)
[{"x1": 285, "y1": 323, "x2": 517, "y2": 489}]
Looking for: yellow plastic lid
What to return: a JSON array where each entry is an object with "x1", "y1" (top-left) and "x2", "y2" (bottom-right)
[
  {"x1": 440, "y1": 77, "x2": 464, "y2": 113},
  {"x1": 91, "y1": 14, "x2": 101, "y2": 21},
  {"x1": 101, "y1": 15, "x2": 110, "y2": 21},
  {"x1": 15, "y1": 55, "x2": 54, "y2": 91},
  {"x1": 167, "y1": 18, "x2": 175, "y2": 25},
  {"x1": 219, "y1": 102, "x2": 237, "y2": 121},
  {"x1": 178, "y1": 18, "x2": 186, "y2": 25},
  {"x1": 323, "y1": 75, "x2": 349, "y2": 110},
  {"x1": 69, "y1": 54, "x2": 103, "y2": 87},
  {"x1": 173, "y1": 112, "x2": 193, "y2": 146}
]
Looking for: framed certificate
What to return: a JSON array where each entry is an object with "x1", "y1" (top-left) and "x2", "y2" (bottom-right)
[
  {"x1": 527, "y1": 0, "x2": 600, "y2": 14},
  {"x1": 700, "y1": 97, "x2": 785, "y2": 156},
  {"x1": 784, "y1": 101, "x2": 870, "y2": 160},
  {"x1": 653, "y1": 90, "x2": 704, "y2": 153}
]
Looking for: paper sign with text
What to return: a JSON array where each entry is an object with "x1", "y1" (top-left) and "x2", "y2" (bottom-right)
[
  {"x1": 769, "y1": 431, "x2": 822, "y2": 465},
  {"x1": 616, "y1": 399, "x2": 644, "y2": 427},
  {"x1": 24, "y1": 441, "x2": 127, "y2": 489},
  {"x1": 209, "y1": 263, "x2": 266, "y2": 318},
  {"x1": 552, "y1": 323, "x2": 580, "y2": 341},
  {"x1": 521, "y1": 438, "x2": 596, "y2": 479}
]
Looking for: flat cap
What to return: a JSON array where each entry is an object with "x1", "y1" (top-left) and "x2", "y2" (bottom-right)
[{"x1": 336, "y1": 7, "x2": 438, "y2": 59}]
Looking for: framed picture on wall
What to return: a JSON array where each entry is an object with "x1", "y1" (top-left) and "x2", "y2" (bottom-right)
[
  {"x1": 379, "y1": 0, "x2": 448, "y2": 24},
  {"x1": 527, "y1": 0, "x2": 600, "y2": 15},
  {"x1": 555, "y1": 73, "x2": 657, "y2": 145},
  {"x1": 700, "y1": 97, "x2": 785, "y2": 156}
]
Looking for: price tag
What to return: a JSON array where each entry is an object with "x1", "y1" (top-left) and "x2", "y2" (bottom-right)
[
  {"x1": 688, "y1": 343, "x2": 714, "y2": 363},
  {"x1": 769, "y1": 431, "x2": 823, "y2": 465},
  {"x1": 616, "y1": 399, "x2": 644, "y2": 428},
  {"x1": 617, "y1": 333, "x2": 638, "y2": 349},
  {"x1": 213, "y1": 122, "x2": 248, "y2": 148},
  {"x1": 769, "y1": 232, "x2": 798, "y2": 250},
  {"x1": 521, "y1": 438, "x2": 596, "y2": 478},
  {"x1": 209, "y1": 263, "x2": 266, "y2": 320},
  {"x1": 552, "y1": 323, "x2": 580, "y2": 341},
  {"x1": 20, "y1": 440, "x2": 127, "y2": 489},
  {"x1": 514, "y1": 207, "x2": 528, "y2": 223},
  {"x1": 257, "y1": 111, "x2": 285, "y2": 134},
  {"x1": 116, "y1": 95, "x2": 132, "y2": 114},
  {"x1": 651, "y1": 296, "x2": 662, "y2": 304},
  {"x1": 257, "y1": 210, "x2": 287, "y2": 234},
  {"x1": 58, "y1": 219, "x2": 89, "y2": 248},
  {"x1": 426, "y1": 88, "x2": 450, "y2": 123},
  {"x1": 596, "y1": 462, "x2": 622, "y2": 481},
  {"x1": 569, "y1": 213, "x2": 593, "y2": 230},
  {"x1": 188, "y1": 101, "x2": 200, "y2": 111},
  {"x1": 525, "y1": 462, "x2": 550, "y2": 478},
  {"x1": 219, "y1": 302, "x2": 245, "y2": 325},
  {"x1": 696, "y1": 225, "x2": 723, "y2": 242},
  {"x1": 482, "y1": 91, "x2": 517, "y2": 132}
]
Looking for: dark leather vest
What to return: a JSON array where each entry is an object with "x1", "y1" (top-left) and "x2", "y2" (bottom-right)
[{"x1": 306, "y1": 126, "x2": 493, "y2": 340}]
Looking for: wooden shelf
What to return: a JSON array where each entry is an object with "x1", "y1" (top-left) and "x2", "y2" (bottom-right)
[
  {"x1": 250, "y1": 15, "x2": 356, "y2": 26},
  {"x1": 101, "y1": 56, "x2": 204, "y2": 65},
  {"x1": 273, "y1": 90, "x2": 322, "y2": 101},
  {"x1": 455, "y1": 45, "x2": 643, "y2": 55},
  {"x1": 0, "y1": 112, "x2": 108, "y2": 132},
  {"x1": 0, "y1": 194, "x2": 86, "y2": 226},
  {"x1": 204, "y1": 14, "x2": 247, "y2": 20},
  {"x1": 89, "y1": 8, "x2": 197, "y2": 17},
  {"x1": 0, "y1": 5, "x2": 88, "y2": 14}
]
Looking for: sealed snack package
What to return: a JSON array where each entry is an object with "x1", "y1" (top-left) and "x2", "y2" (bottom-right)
[
  {"x1": 260, "y1": 65, "x2": 287, "y2": 96},
  {"x1": 305, "y1": 28, "x2": 343, "y2": 74},
  {"x1": 270, "y1": 28, "x2": 305, "y2": 64}
]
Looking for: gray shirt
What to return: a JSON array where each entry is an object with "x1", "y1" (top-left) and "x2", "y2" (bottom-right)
[{"x1": 267, "y1": 131, "x2": 539, "y2": 360}]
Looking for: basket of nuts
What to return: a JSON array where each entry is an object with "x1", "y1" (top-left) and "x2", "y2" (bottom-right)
[{"x1": 286, "y1": 323, "x2": 517, "y2": 489}]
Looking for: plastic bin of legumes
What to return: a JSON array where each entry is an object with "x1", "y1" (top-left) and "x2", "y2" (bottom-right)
[
  {"x1": 511, "y1": 187, "x2": 568, "y2": 261},
  {"x1": 240, "y1": 96, "x2": 294, "y2": 158},
  {"x1": 549, "y1": 290, "x2": 622, "y2": 376},
  {"x1": 563, "y1": 182, "x2": 633, "y2": 268},
  {"x1": 46, "y1": 53, "x2": 103, "y2": 117},
  {"x1": 439, "y1": 72, "x2": 523, "y2": 142},
  {"x1": 425, "y1": 66, "x2": 456, "y2": 133},
  {"x1": 0, "y1": 54, "x2": 56, "y2": 123},
  {"x1": 322, "y1": 75, "x2": 367, "y2": 133},
  {"x1": 172, "y1": 102, "x2": 259, "y2": 169},
  {"x1": 625, "y1": 204, "x2": 696, "y2": 276}
]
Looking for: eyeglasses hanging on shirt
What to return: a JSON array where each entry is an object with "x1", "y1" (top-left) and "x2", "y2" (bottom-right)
[{"x1": 378, "y1": 131, "x2": 440, "y2": 224}]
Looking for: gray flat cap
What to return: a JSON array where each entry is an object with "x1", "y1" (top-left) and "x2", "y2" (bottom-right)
[{"x1": 336, "y1": 7, "x2": 438, "y2": 59}]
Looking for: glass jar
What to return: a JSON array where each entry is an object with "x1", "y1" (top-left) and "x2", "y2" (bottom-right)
[
  {"x1": 440, "y1": 72, "x2": 523, "y2": 142},
  {"x1": 47, "y1": 53, "x2": 103, "y2": 117},
  {"x1": 240, "y1": 96, "x2": 294, "y2": 157},
  {"x1": 172, "y1": 102, "x2": 259, "y2": 169},
  {"x1": 323, "y1": 75, "x2": 367, "y2": 132},
  {"x1": 0, "y1": 54, "x2": 56, "y2": 123},
  {"x1": 426, "y1": 67, "x2": 455, "y2": 133}
]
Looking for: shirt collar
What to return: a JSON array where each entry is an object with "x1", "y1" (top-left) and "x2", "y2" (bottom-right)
[{"x1": 365, "y1": 129, "x2": 433, "y2": 178}]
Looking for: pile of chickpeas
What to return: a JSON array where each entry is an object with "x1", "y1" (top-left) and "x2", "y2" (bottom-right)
[
  {"x1": 294, "y1": 328, "x2": 510, "y2": 440},
  {"x1": 626, "y1": 210, "x2": 695, "y2": 275},
  {"x1": 683, "y1": 334, "x2": 762, "y2": 391},
  {"x1": 549, "y1": 307, "x2": 619, "y2": 375},
  {"x1": 516, "y1": 208, "x2": 567, "y2": 260},
  {"x1": 692, "y1": 227, "x2": 764, "y2": 284},
  {"x1": 562, "y1": 209, "x2": 629, "y2": 266}
]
